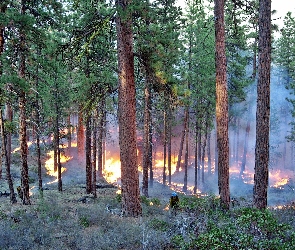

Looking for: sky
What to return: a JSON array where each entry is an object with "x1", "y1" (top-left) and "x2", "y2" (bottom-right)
[
  {"x1": 176, "y1": 1, "x2": 295, "y2": 34},
  {"x1": 272, "y1": 0, "x2": 295, "y2": 30}
]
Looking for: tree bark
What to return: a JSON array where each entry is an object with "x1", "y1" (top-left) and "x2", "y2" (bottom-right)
[
  {"x1": 77, "y1": 105, "x2": 85, "y2": 160},
  {"x1": 97, "y1": 101, "x2": 104, "y2": 178},
  {"x1": 201, "y1": 126, "x2": 208, "y2": 184},
  {"x1": 214, "y1": 0, "x2": 230, "y2": 209},
  {"x1": 167, "y1": 102, "x2": 172, "y2": 185},
  {"x1": 0, "y1": 109, "x2": 17, "y2": 203},
  {"x1": 240, "y1": 120, "x2": 250, "y2": 176},
  {"x1": 207, "y1": 131, "x2": 212, "y2": 175},
  {"x1": 254, "y1": 0, "x2": 271, "y2": 209},
  {"x1": 116, "y1": 0, "x2": 142, "y2": 217},
  {"x1": 235, "y1": 118, "x2": 240, "y2": 163},
  {"x1": 162, "y1": 111, "x2": 167, "y2": 185},
  {"x1": 176, "y1": 111, "x2": 186, "y2": 173},
  {"x1": 85, "y1": 115, "x2": 92, "y2": 194},
  {"x1": 0, "y1": 3, "x2": 6, "y2": 179},
  {"x1": 92, "y1": 113, "x2": 97, "y2": 198},
  {"x1": 67, "y1": 114, "x2": 72, "y2": 151},
  {"x1": 142, "y1": 69, "x2": 152, "y2": 197},
  {"x1": 183, "y1": 107, "x2": 189, "y2": 192},
  {"x1": 18, "y1": 0, "x2": 30, "y2": 204},
  {"x1": 194, "y1": 118, "x2": 200, "y2": 194}
]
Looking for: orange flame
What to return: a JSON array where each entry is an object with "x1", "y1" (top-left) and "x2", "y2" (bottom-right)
[
  {"x1": 12, "y1": 141, "x2": 33, "y2": 153},
  {"x1": 104, "y1": 157, "x2": 121, "y2": 183},
  {"x1": 45, "y1": 151, "x2": 71, "y2": 177}
]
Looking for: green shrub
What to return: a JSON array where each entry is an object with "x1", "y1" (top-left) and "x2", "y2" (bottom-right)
[
  {"x1": 149, "y1": 218, "x2": 169, "y2": 231},
  {"x1": 79, "y1": 216, "x2": 90, "y2": 228}
]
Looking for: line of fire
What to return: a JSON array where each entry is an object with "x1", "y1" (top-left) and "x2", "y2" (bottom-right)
[{"x1": 10, "y1": 92, "x2": 295, "y2": 209}]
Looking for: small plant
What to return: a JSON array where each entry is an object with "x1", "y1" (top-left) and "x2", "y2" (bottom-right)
[
  {"x1": 140, "y1": 195, "x2": 150, "y2": 206},
  {"x1": 79, "y1": 216, "x2": 90, "y2": 228},
  {"x1": 115, "y1": 193, "x2": 122, "y2": 203},
  {"x1": 149, "y1": 218, "x2": 169, "y2": 231},
  {"x1": 150, "y1": 197, "x2": 161, "y2": 206}
]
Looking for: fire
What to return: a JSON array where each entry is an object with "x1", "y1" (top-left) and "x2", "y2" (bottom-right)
[
  {"x1": 154, "y1": 153, "x2": 179, "y2": 176},
  {"x1": 269, "y1": 170, "x2": 291, "y2": 189},
  {"x1": 12, "y1": 141, "x2": 33, "y2": 153},
  {"x1": 45, "y1": 151, "x2": 70, "y2": 177},
  {"x1": 230, "y1": 162, "x2": 292, "y2": 188},
  {"x1": 104, "y1": 157, "x2": 121, "y2": 183}
]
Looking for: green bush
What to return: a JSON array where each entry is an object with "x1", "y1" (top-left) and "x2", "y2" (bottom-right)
[
  {"x1": 149, "y1": 218, "x2": 169, "y2": 231},
  {"x1": 79, "y1": 216, "x2": 90, "y2": 228}
]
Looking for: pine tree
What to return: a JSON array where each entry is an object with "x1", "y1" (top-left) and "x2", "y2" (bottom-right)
[
  {"x1": 214, "y1": 0, "x2": 230, "y2": 210},
  {"x1": 253, "y1": 0, "x2": 272, "y2": 209},
  {"x1": 116, "y1": 0, "x2": 142, "y2": 217}
]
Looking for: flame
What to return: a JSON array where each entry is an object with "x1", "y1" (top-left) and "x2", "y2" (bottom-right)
[
  {"x1": 154, "y1": 153, "x2": 179, "y2": 176},
  {"x1": 45, "y1": 151, "x2": 70, "y2": 177},
  {"x1": 230, "y1": 162, "x2": 292, "y2": 188},
  {"x1": 12, "y1": 141, "x2": 33, "y2": 153},
  {"x1": 269, "y1": 170, "x2": 290, "y2": 189},
  {"x1": 104, "y1": 157, "x2": 121, "y2": 183}
]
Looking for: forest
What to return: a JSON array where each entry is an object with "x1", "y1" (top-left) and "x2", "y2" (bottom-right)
[{"x1": 1, "y1": 0, "x2": 295, "y2": 249}]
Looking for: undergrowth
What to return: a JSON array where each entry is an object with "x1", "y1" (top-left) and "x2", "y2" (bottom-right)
[{"x1": 0, "y1": 190, "x2": 295, "y2": 250}]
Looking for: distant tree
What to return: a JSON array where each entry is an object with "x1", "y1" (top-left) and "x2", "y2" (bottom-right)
[
  {"x1": 116, "y1": 0, "x2": 142, "y2": 217},
  {"x1": 214, "y1": 0, "x2": 230, "y2": 209},
  {"x1": 253, "y1": 0, "x2": 271, "y2": 209},
  {"x1": 275, "y1": 12, "x2": 295, "y2": 141},
  {"x1": 0, "y1": 109, "x2": 17, "y2": 203},
  {"x1": 0, "y1": 2, "x2": 7, "y2": 179}
]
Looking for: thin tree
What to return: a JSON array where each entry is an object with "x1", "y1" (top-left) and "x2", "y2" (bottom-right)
[
  {"x1": 0, "y1": 109, "x2": 17, "y2": 203},
  {"x1": 85, "y1": 114, "x2": 92, "y2": 194},
  {"x1": 214, "y1": 0, "x2": 230, "y2": 210},
  {"x1": 92, "y1": 111, "x2": 97, "y2": 198},
  {"x1": 0, "y1": 2, "x2": 6, "y2": 179},
  {"x1": 253, "y1": 0, "x2": 271, "y2": 209},
  {"x1": 142, "y1": 65, "x2": 152, "y2": 196},
  {"x1": 116, "y1": 0, "x2": 142, "y2": 217}
]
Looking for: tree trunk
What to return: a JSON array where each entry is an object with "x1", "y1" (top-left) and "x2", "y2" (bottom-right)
[
  {"x1": 167, "y1": 103, "x2": 172, "y2": 186},
  {"x1": 34, "y1": 47, "x2": 42, "y2": 191},
  {"x1": 0, "y1": 4, "x2": 5, "y2": 179},
  {"x1": 214, "y1": 0, "x2": 230, "y2": 209},
  {"x1": 92, "y1": 113, "x2": 97, "y2": 198},
  {"x1": 176, "y1": 111, "x2": 186, "y2": 173},
  {"x1": 207, "y1": 131, "x2": 212, "y2": 175},
  {"x1": 235, "y1": 118, "x2": 240, "y2": 163},
  {"x1": 53, "y1": 75, "x2": 62, "y2": 192},
  {"x1": 97, "y1": 102, "x2": 104, "y2": 178},
  {"x1": 183, "y1": 107, "x2": 189, "y2": 192},
  {"x1": 162, "y1": 111, "x2": 167, "y2": 185},
  {"x1": 254, "y1": 0, "x2": 271, "y2": 209},
  {"x1": 193, "y1": 128, "x2": 199, "y2": 194},
  {"x1": 18, "y1": 2, "x2": 30, "y2": 204},
  {"x1": 116, "y1": 0, "x2": 142, "y2": 217},
  {"x1": 0, "y1": 109, "x2": 17, "y2": 203},
  {"x1": 19, "y1": 91, "x2": 30, "y2": 204},
  {"x1": 77, "y1": 105, "x2": 85, "y2": 160},
  {"x1": 198, "y1": 129, "x2": 202, "y2": 181},
  {"x1": 240, "y1": 120, "x2": 250, "y2": 176},
  {"x1": 201, "y1": 121, "x2": 209, "y2": 184},
  {"x1": 142, "y1": 69, "x2": 152, "y2": 197},
  {"x1": 85, "y1": 115, "x2": 92, "y2": 194},
  {"x1": 67, "y1": 114, "x2": 72, "y2": 151}
]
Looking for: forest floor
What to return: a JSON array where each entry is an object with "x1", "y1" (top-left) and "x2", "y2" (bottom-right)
[{"x1": 1, "y1": 141, "x2": 295, "y2": 249}]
